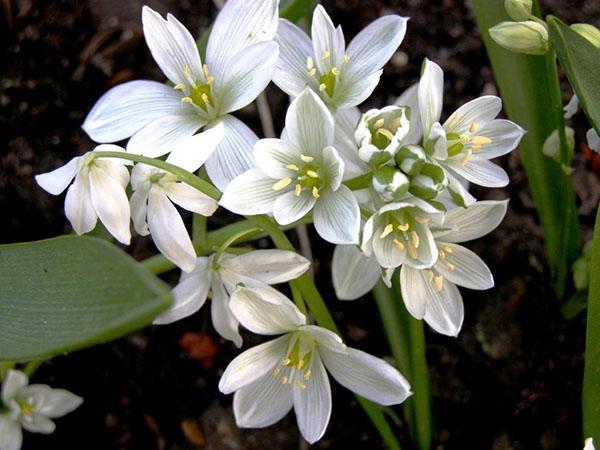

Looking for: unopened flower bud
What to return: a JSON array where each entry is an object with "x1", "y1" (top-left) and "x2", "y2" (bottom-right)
[
  {"x1": 395, "y1": 145, "x2": 426, "y2": 176},
  {"x1": 372, "y1": 166, "x2": 410, "y2": 201},
  {"x1": 504, "y1": 0, "x2": 532, "y2": 22},
  {"x1": 489, "y1": 20, "x2": 549, "y2": 55},
  {"x1": 356, "y1": 106, "x2": 410, "y2": 165},
  {"x1": 408, "y1": 163, "x2": 447, "y2": 201},
  {"x1": 571, "y1": 23, "x2": 600, "y2": 48}
]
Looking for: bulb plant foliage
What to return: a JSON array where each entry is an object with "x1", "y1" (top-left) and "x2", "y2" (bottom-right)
[{"x1": 6, "y1": 0, "x2": 532, "y2": 448}]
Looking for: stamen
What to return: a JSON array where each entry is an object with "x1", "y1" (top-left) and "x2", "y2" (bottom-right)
[
  {"x1": 447, "y1": 113, "x2": 462, "y2": 129},
  {"x1": 282, "y1": 358, "x2": 291, "y2": 366},
  {"x1": 461, "y1": 149, "x2": 472, "y2": 166},
  {"x1": 472, "y1": 144, "x2": 482, "y2": 151},
  {"x1": 376, "y1": 128, "x2": 395, "y2": 141},
  {"x1": 319, "y1": 83, "x2": 327, "y2": 92},
  {"x1": 434, "y1": 276, "x2": 444, "y2": 291},
  {"x1": 296, "y1": 381, "x2": 307, "y2": 389},
  {"x1": 173, "y1": 83, "x2": 185, "y2": 91},
  {"x1": 411, "y1": 231, "x2": 420, "y2": 249},
  {"x1": 202, "y1": 64, "x2": 210, "y2": 78},
  {"x1": 286, "y1": 164, "x2": 300, "y2": 171},
  {"x1": 459, "y1": 134, "x2": 471, "y2": 144},
  {"x1": 407, "y1": 241, "x2": 418, "y2": 258},
  {"x1": 472, "y1": 136, "x2": 492, "y2": 145},
  {"x1": 373, "y1": 118, "x2": 385, "y2": 129},
  {"x1": 444, "y1": 246, "x2": 454, "y2": 253},
  {"x1": 415, "y1": 216, "x2": 429, "y2": 224},
  {"x1": 206, "y1": 76, "x2": 214, "y2": 85},
  {"x1": 446, "y1": 262, "x2": 456, "y2": 270},
  {"x1": 393, "y1": 239, "x2": 405, "y2": 250},
  {"x1": 428, "y1": 270, "x2": 434, "y2": 282},
  {"x1": 312, "y1": 186, "x2": 320, "y2": 198},
  {"x1": 343, "y1": 54, "x2": 350, "y2": 64},
  {"x1": 304, "y1": 369, "x2": 312, "y2": 380},
  {"x1": 306, "y1": 170, "x2": 319, "y2": 178},
  {"x1": 322, "y1": 50, "x2": 330, "y2": 60},
  {"x1": 469, "y1": 122, "x2": 477, "y2": 133},
  {"x1": 281, "y1": 376, "x2": 288, "y2": 384},
  {"x1": 380, "y1": 224, "x2": 394, "y2": 238},
  {"x1": 439, "y1": 250, "x2": 446, "y2": 259},
  {"x1": 298, "y1": 360, "x2": 305, "y2": 369},
  {"x1": 300, "y1": 154, "x2": 314, "y2": 163},
  {"x1": 181, "y1": 97, "x2": 193, "y2": 103},
  {"x1": 273, "y1": 177, "x2": 292, "y2": 190},
  {"x1": 183, "y1": 65, "x2": 191, "y2": 76},
  {"x1": 389, "y1": 117, "x2": 402, "y2": 131},
  {"x1": 397, "y1": 223, "x2": 410, "y2": 232},
  {"x1": 307, "y1": 56, "x2": 314, "y2": 70},
  {"x1": 294, "y1": 184, "x2": 302, "y2": 197},
  {"x1": 272, "y1": 368, "x2": 280, "y2": 377},
  {"x1": 308, "y1": 68, "x2": 317, "y2": 77},
  {"x1": 331, "y1": 67, "x2": 340, "y2": 76},
  {"x1": 201, "y1": 93, "x2": 210, "y2": 105}
]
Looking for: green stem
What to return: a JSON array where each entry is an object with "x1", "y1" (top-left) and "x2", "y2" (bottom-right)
[
  {"x1": 214, "y1": 227, "x2": 261, "y2": 262},
  {"x1": 192, "y1": 215, "x2": 208, "y2": 250},
  {"x1": 344, "y1": 173, "x2": 372, "y2": 191},
  {"x1": 23, "y1": 359, "x2": 44, "y2": 377},
  {"x1": 290, "y1": 283, "x2": 308, "y2": 316},
  {"x1": 0, "y1": 362, "x2": 15, "y2": 381}
]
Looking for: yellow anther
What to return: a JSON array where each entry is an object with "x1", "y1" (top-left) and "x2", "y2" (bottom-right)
[
  {"x1": 459, "y1": 133, "x2": 471, "y2": 144},
  {"x1": 201, "y1": 93, "x2": 210, "y2": 105},
  {"x1": 397, "y1": 223, "x2": 410, "y2": 232},
  {"x1": 446, "y1": 262, "x2": 456, "y2": 270},
  {"x1": 411, "y1": 231, "x2": 420, "y2": 249},
  {"x1": 296, "y1": 381, "x2": 307, "y2": 389},
  {"x1": 373, "y1": 118, "x2": 385, "y2": 129},
  {"x1": 472, "y1": 144, "x2": 482, "y2": 151},
  {"x1": 393, "y1": 239, "x2": 405, "y2": 250},
  {"x1": 306, "y1": 56, "x2": 314, "y2": 70},
  {"x1": 434, "y1": 275, "x2": 444, "y2": 292},
  {"x1": 380, "y1": 224, "x2": 394, "y2": 238},
  {"x1": 181, "y1": 97, "x2": 193, "y2": 103},
  {"x1": 281, "y1": 376, "x2": 288, "y2": 384},
  {"x1": 444, "y1": 246, "x2": 454, "y2": 253},
  {"x1": 331, "y1": 67, "x2": 340, "y2": 76},
  {"x1": 206, "y1": 76, "x2": 214, "y2": 85},
  {"x1": 469, "y1": 122, "x2": 477, "y2": 133},
  {"x1": 183, "y1": 65, "x2": 191, "y2": 76},
  {"x1": 448, "y1": 113, "x2": 462, "y2": 129},
  {"x1": 343, "y1": 54, "x2": 350, "y2": 64},
  {"x1": 308, "y1": 68, "x2": 317, "y2": 77},
  {"x1": 286, "y1": 164, "x2": 300, "y2": 171},
  {"x1": 273, "y1": 177, "x2": 292, "y2": 190},
  {"x1": 472, "y1": 136, "x2": 492, "y2": 145},
  {"x1": 173, "y1": 83, "x2": 185, "y2": 91},
  {"x1": 282, "y1": 358, "x2": 291, "y2": 366},
  {"x1": 439, "y1": 250, "x2": 446, "y2": 259},
  {"x1": 415, "y1": 216, "x2": 429, "y2": 224},
  {"x1": 428, "y1": 270, "x2": 434, "y2": 282},
  {"x1": 407, "y1": 242, "x2": 418, "y2": 258},
  {"x1": 304, "y1": 369, "x2": 312, "y2": 380},
  {"x1": 298, "y1": 360, "x2": 305, "y2": 369},
  {"x1": 322, "y1": 50, "x2": 330, "y2": 60},
  {"x1": 306, "y1": 170, "x2": 319, "y2": 178},
  {"x1": 294, "y1": 184, "x2": 302, "y2": 197},
  {"x1": 312, "y1": 186, "x2": 320, "y2": 198},
  {"x1": 300, "y1": 154, "x2": 314, "y2": 163},
  {"x1": 376, "y1": 127, "x2": 395, "y2": 141},
  {"x1": 389, "y1": 117, "x2": 402, "y2": 131},
  {"x1": 319, "y1": 83, "x2": 327, "y2": 92},
  {"x1": 202, "y1": 64, "x2": 210, "y2": 78},
  {"x1": 272, "y1": 367, "x2": 280, "y2": 377},
  {"x1": 461, "y1": 149, "x2": 472, "y2": 166}
]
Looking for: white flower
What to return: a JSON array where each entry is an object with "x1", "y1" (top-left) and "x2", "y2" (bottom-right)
[
  {"x1": 587, "y1": 128, "x2": 600, "y2": 152},
  {"x1": 355, "y1": 106, "x2": 411, "y2": 165},
  {"x1": 273, "y1": 5, "x2": 408, "y2": 111},
  {"x1": 401, "y1": 59, "x2": 525, "y2": 204},
  {"x1": 333, "y1": 107, "x2": 370, "y2": 179},
  {"x1": 332, "y1": 245, "x2": 382, "y2": 300},
  {"x1": 399, "y1": 200, "x2": 508, "y2": 336},
  {"x1": 220, "y1": 88, "x2": 361, "y2": 244},
  {"x1": 361, "y1": 198, "x2": 444, "y2": 270},
  {"x1": 0, "y1": 370, "x2": 82, "y2": 450},
  {"x1": 584, "y1": 438, "x2": 595, "y2": 450},
  {"x1": 35, "y1": 145, "x2": 132, "y2": 244},
  {"x1": 154, "y1": 250, "x2": 310, "y2": 347},
  {"x1": 218, "y1": 286, "x2": 411, "y2": 444},
  {"x1": 82, "y1": 1, "x2": 279, "y2": 190}
]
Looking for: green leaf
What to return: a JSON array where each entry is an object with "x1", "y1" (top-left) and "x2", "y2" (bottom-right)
[
  {"x1": 584, "y1": 205, "x2": 600, "y2": 441},
  {"x1": 471, "y1": 0, "x2": 580, "y2": 297},
  {"x1": 0, "y1": 236, "x2": 172, "y2": 361},
  {"x1": 280, "y1": 0, "x2": 318, "y2": 23}
]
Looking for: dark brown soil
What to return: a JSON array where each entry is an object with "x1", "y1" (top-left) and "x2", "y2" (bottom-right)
[{"x1": 1, "y1": 0, "x2": 599, "y2": 449}]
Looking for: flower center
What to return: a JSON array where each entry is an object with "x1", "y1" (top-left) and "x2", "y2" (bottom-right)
[
  {"x1": 16, "y1": 399, "x2": 35, "y2": 418},
  {"x1": 379, "y1": 211, "x2": 428, "y2": 259},
  {"x1": 306, "y1": 52, "x2": 349, "y2": 99},
  {"x1": 272, "y1": 154, "x2": 325, "y2": 199},
  {"x1": 176, "y1": 64, "x2": 215, "y2": 113},
  {"x1": 370, "y1": 116, "x2": 405, "y2": 150},
  {"x1": 271, "y1": 337, "x2": 313, "y2": 390},
  {"x1": 445, "y1": 118, "x2": 493, "y2": 165}
]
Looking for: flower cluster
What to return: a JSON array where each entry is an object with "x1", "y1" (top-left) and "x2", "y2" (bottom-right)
[{"x1": 32, "y1": 0, "x2": 523, "y2": 445}]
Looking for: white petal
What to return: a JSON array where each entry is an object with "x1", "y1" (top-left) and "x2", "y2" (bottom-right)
[
  {"x1": 221, "y1": 250, "x2": 310, "y2": 284},
  {"x1": 319, "y1": 346, "x2": 411, "y2": 405},
  {"x1": 163, "y1": 182, "x2": 218, "y2": 216},
  {"x1": 443, "y1": 96, "x2": 502, "y2": 132},
  {"x1": 0, "y1": 415, "x2": 22, "y2": 450},
  {"x1": 206, "y1": 0, "x2": 278, "y2": 81},
  {"x1": 165, "y1": 123, "x2": 224, "y2": 173},
  {"x1": 2, "y1": 370, "x2": 28, "y2": 404},
  {"x1": 332, "y1": 245, "x2": 380, "y2": 300},
  {"x1": 64, "y1": 174, "x2": 98, "y2": 236},
  {"x1": 218, "y1": 42, "x2": 279, "y2": 115},
  {"x1": 211, "y1": 277, "x2": 243, "y2": 347},
  {"x1": 334, "y1": 108, "x2": 369, "y2": 179},
  {"x1": 254, "y1": 138, "x2": 303, "y2": 179},
  {"x1": 434, "y1": 242, "x2": 494, "y2": 290},
  {"x1": 445, "y1": 170, "x2": 477, "y2": 207},
  {"x1": 127, "y1": 114, "x2": 202, "y2": 158},
  {"x1": 395, "y1": 83, "x2": 423, "y2": 145},
  {"x1": 447, "y1": 157, "x2": 509, "y2": 188},
  {"x1": 273, "y1": 19, "x2": 312, "y2": 97},
  {"x1": 419, "y1": 58, "x2": 444, "y2": 136},
  {"x1": 300, "y1": 325, "x2": 346, "y2": 354},
  {"x1": 436, "y1": 200, "x2": 508, "y2": 243},
  {"x1": 20, "y1": 385, "x2": 82, "y2": 418},
  {"x1": 293, "y1": 352, "x2": 331, "y2": 444},
  {"x1": 153, "y1": 258, "x2": 212, "y2": 324},
  {"x1": 82, "y1": 80, "x2": 185, "y2": 143},
  {"x1": 345, "y1": 15, "x2": 408, "y2": 83},
  {"x1": 311, "y1": 5, "x2": 345, "y2": 73},
  {"x1": 218, "y1": 334, "x2": 289, "y2": 394},
  {"x1": 233, "y1": 373, "x2": 293, "y2": 428},
  {"x1": 273, "y1": 189, "x2": 317, "y2": 226},
  {"x1": 321, "y1": 145, "x2": 345, "y2": 190},
  {"x1": 313, "y1": 185, "x2": 360, "y2": 244},
  {"x1": 219, "y1": 169, "x2": 279, "y2": 215},
  {"x1": 399, "y1": 265, "x2": 427, "y2": 319},
  {"x1": 428, "y1": 122, "x2": 448, "y2": 159},
  {"x1": 142, "y1": 7, "x2": 203, "y2": 85},
  {"x1": 587, "y1": 128, "x2": 600, "y2": 152},
  {"x1": 334, "y1": 70, "x2": 382, "y2": 110},
  {"x1": 205, "y1": 115, "x2": 258, "y2": 191},
  {"x1": 35, "y1": 157, "x2": 81, "y2": 195},
  {"x1": 286, "y1": 88, "x2": 334, "y2": 156},
  {"x1": 372, "y1": 228, "x2": 406, "y2": 269},
  {"x1": 130, "y1": 186, "x2": 150, "y2": 236},
  {"x1": 229, "y1": 287, "x2": 306, "y2": 335},
  {"x1": 584, "y1": 438, "x2": 595, "y2": 450},
  {"x1": 19, "y1": 413, "x2": 55, "y2": 434},
  {"x1": 147, "y1": 188, "x2": 196, "y2": 272},
  {"x1": 475, "y1": 119, "x2": 525, "y2": 159},
  {"x1": 88, "y1": 166, "x2": 131, "y2": 244},
  {"x1": 563, "y1": 94, "x2": 579, "y2": 119}
]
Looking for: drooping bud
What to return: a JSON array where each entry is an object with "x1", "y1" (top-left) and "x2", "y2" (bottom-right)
[
  {"x1": 356, "y1": 106, "x2": 410, "y2": 165},
  {"x1": 542, "y1": 127, "x2": 575, "y2": 174},
  {"x1": 395, "y1": 145, "x2": 426, "y2": 176},
  {"x1": 372, "y1": 165, "x2": 410, "y2": 201},
  {"x1": 408, "y1": 163, "x2": 447, "y2": 200},
  {"x1": 571, "y1": 23, "x2": 600, "y2": 48},
  {"x1": 504, "y1": 0, "x2": 532, "y2": 22},
  {"x1": 489, "y1": 20, "x2": 549, "y2": 55}
]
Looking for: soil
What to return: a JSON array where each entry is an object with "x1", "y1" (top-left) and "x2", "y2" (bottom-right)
[{"x1": 1, "y1": 0, "x2": 600, "y2": 449}]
